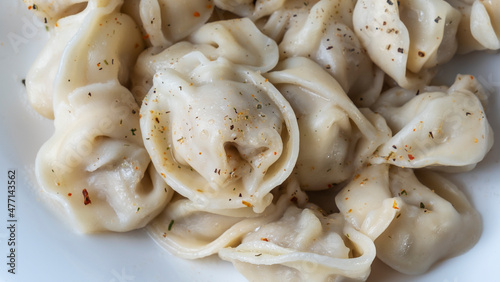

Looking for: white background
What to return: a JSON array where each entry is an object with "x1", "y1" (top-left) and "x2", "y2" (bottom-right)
[{"x1": 0, "y1": 1, "x2": 499, "y2": 281}]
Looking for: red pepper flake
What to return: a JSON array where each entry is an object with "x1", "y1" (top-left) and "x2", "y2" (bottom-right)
[
  {"x1": 193, "y1": 11, "x2": 201, "y2": 17},
  {"x1": 68, "y1": 193, "x2": 72, "y2": 197},
  {"x1": 274, "y1": 151, "x2": 277, "y2": 155},
  {"x1": 143, "y1": 34, "x2": 150, "y2": 39},
  {"x1": 82, "y1": 189, "x2": 91, "y2": 205},
  {"x1": 392, "y1": 200, "x2": 399, "y2": 209},
  {"x1": 408, "y1": 154, "x2": 415, "y2": 160},
  {"x1": 242, "y1": 200, "x2": 252, "y2": 207},
  {"x1": 28, "y1": 5, "x2": 32, "y2": 10},
  {"x1": 260, "y1": 238, "x2": 269, "y2": 242}
]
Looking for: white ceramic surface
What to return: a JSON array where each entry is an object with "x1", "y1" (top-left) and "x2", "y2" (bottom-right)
[{"x1": 0, "y1": 2, "x2": 499, "y2": 281}]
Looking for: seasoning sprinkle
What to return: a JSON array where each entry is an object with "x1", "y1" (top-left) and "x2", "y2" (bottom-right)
[{"x1": 82, "y1": 189, "x2": 91, "y2": 205}]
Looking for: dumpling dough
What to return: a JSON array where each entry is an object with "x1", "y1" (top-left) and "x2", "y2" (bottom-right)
[
  {"x1": 140, "y1": 51, "x2": 299, "y2": 213},
  {"x1": 353, "y1": 0, "x2": 461, "y2": 89},
  {"x1": 273, "y1": 0, "x2": 385, "y2": 106},
  {"x1": 25, "y1": 0, "x2": 144, "y2": 119},
  {"x1": 222, "y1": 0, "x2": 383, "y2": 106},
  {"x1": 124, "y1": 0, "x2": 214, "y2": 48},
  {"x1": 335, "y1": 164, "x2": 481, "y2": 274},
  {"x1": 34, "y1": 0, "x2": 172, "y2": 233},
  {"x1": 219, "y1": 204, "x2": 376, "y2": 282},
  {"x1": 147, "y1": 178, "x2": 308, "y2": 259},
  {"x1": 265, "y1": 57, "x2": 391, "y2": 190},
  {"x1": 446, "y1": 0, "x2": 500, "y2": 53},
  {"x1": 371, "y1": 74, "x2": 493, "y2": 172},
  {"x1": 213, "y1": 0, "x2": 286, "y2": 20},
  {"x1": 23, "y1": 0, "x2": 89, "y2": 26},
  {"x1": 132, "y1": 18, "x2": 279, "y2": 102}
]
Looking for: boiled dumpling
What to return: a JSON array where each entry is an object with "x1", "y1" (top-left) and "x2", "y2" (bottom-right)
[
  {"x1": 265, "y1": 57, "x2": 391, "y2": 190},
  {"x1": 353, "y1": 0, "x2": 461, "y2": 89},
  {"x1": 25, "y1": 0, "x2": 144, "y2": 119},
  {"x1": 336, "y1": 165, "x2": 481, "y2": 274},
  {"x1": 132, "y1": 18, "x2": 279, "y2": 102},
  {"x1": 125, "y1": 0, "x2": 214, "y2": 48},
  {"x1": 371, "y1": 74, "x2": 493, "y2": 172},
  {"x1": 140, "y1": 51, "x2": 299, "y2": 213},
  {"x1": 446, "y1": 0, "x2": 500, "y2": 53},
  {"x1": 274, "y1": 0, "x2": 385, "y2": 106},
  {"x1": 34, "y1": 0, "x2": 172, "y2": 232},
  {"x1": 147, "y1": 178, "x2": 307, "y2": 259},
  {"x1": 219, "y1": 203, "x2": 376, "y2": 282}
]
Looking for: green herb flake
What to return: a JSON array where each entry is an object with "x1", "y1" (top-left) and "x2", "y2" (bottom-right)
[
  {"x1": 168, "y1": 219, "x2": 175, "y2": 231},
  {"x1": 420, "y1": 202, "x2": 425, "y2": 209}
]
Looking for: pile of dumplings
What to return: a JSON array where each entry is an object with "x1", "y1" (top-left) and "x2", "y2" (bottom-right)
[{"x1": 24, "y1": 0, "x2": 496, "y2": 280}]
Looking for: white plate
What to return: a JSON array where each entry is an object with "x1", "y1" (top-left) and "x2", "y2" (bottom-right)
[{"x1": 0, "y1": 2, "x2": 499, "y2": 281}]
